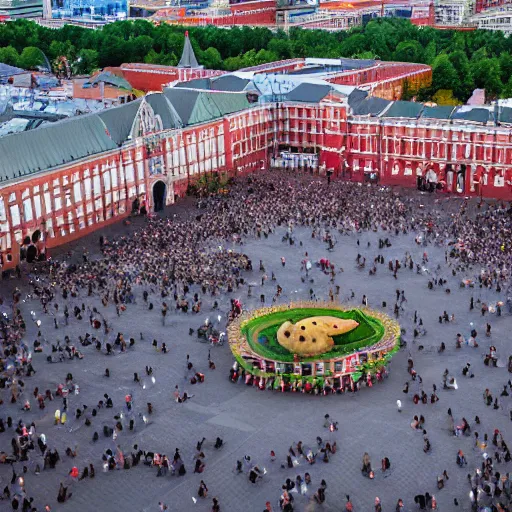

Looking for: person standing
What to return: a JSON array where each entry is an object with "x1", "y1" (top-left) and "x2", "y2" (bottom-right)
[
  {"x1": 198, "y1": 480, "x2": 208, "y2": 498},
  {"x1": 161, "y1": 302, "x2": 168, "y2": 326}
]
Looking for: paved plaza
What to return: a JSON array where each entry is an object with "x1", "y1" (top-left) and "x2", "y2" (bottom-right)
[{"x1": 0, "y1": 191, "x2": 510, "y2": 512}]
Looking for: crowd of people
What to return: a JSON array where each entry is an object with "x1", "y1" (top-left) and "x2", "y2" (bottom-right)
[{"x1": 0, "y1": 169, "x2": 510, "y2": 511}]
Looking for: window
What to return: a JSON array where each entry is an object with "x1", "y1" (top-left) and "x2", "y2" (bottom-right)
[
  {"x1": 33, "y1": 196, "x2": 41, "y2": 219},
  {"x1": 44, "y1": 192, "x2": 52, "y2": 213},
  {"x1": 68, "y1": 212, "x2": 74, "y2": 233},
  {"x1": 73, "y1": 182, "x2": 82, "y2": 203},
  {"x1": 84, "y1": 178, "x2": 92, "y2": 200},
  {"x1": 137, "y1": 161, "x2": 144, "y2": 181},
  {"x1": 23, "y1": 199, "x2": 33, "y2": 222},
  {"x1": 111, "y1": 168, "x2": 118, "y2": 189},
  {"x1": 0, "y1": 197, "x2": 5, "y2": 221},
  {"x1": 125, "y1": 164, "x2": 135, "y2": 183},
  {"x1": 93, "y1": 176, "x2": 101, "y2": 196},
  {"x1": 103, "y1": 172, "x2": 111, "y2": 191}
]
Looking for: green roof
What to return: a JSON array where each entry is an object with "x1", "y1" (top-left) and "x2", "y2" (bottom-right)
[
  {"x1": 163, "y1": 88, "x2": 250, "y2": 126},
  {"x1": 97, "y1": 99, "x2": 142, "y2": 146},
  {"x1": 84, "y1": 71, "x2": 133, "y2": 91},
  {"x1": 421, "y1": 106, "x2": 455, "y2": 120},
  {"x1": 0, "y1": 114, "x2": 117, "y2": 183},
  {"x1": 382, "y1": 101, "x2": 424, "y2": 119}
]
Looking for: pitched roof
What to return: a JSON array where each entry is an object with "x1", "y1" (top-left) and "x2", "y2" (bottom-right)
[
  {"x1": 351, "y1": 96, "x2": 391, "y2": 116},
  {"x1": 210, "y1": 75, "x2": 250, "y2": 92},
  {"x1": 84, "y1": 71, "x2": 132, "y2": 91},
  {"x1": 175, "y1": 78, "x2": 211, "y2": 90},
  {"x1": 421, "y1": 105, "x2": 455, "y2": 120},
  {"x1": 346, "y1": 88, "x2": 367, "y2": 110},
  {"x1": 163, "y1": 88, "x2": 250, "y2": 125},
  {"x1": 178, "y1": 31, "x2": 199, "y2": 69},
  {"x1": 163, "y1": 88, "x2": 201, "y2": 125},
  {"x1": 0, "y1": 114, "x2": 117, "y2": 183},
  {"x1": 174, "y1": 75, "x2": 251, "y2": 93},
  {"x1": 498, "y1": 106, "x2": 512, "y2": 124},
  {"x1": 97, "y1": 99, "x2": 142, "y2": 145},
  {"x1": 382, "y1": 100, "x2": 424, "y2": 119},
  {"x1": 188, "y1": 91, "x2": 251, "y2": 125},
  {"x1": 285, "y1": 83, "x2": 332, "y2": 103},
  {"x1": 0, "y1": 63, "x2": 25, "y2": 79},
  {"x1": 452, "y1": 107, "x2": 491, "y2": 124},
  {"x1": 145, "y1": 93, "x2": 183, "y2": 130}
]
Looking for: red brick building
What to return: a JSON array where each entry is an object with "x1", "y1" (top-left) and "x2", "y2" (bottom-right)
[{"x1": 0, "y1": 55, "x2": 510, "y2": 270}]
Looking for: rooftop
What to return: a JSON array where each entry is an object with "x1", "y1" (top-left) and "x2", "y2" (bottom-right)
[{"x1": 0, "y1": 88, "x2": 252, "y2": 184}]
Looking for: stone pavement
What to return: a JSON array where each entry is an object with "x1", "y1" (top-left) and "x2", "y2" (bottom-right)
[{"x1": 0, "y1": 203, "x2": 510, "y2": 512}]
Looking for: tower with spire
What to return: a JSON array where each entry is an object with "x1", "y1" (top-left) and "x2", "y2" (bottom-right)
[{"x1": 178, "y1": 31, "x2": 200, "y2": 69}]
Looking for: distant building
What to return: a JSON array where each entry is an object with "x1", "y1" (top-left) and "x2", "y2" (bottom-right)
[
  {"x1": 0, "y1": 0, "x2": 43, "y2": 17},
  {"x1": 51, "y1": 0, "x2": 127, "y2": 18},
  {"x1": 435, "y1": 0, "x2": 469, "y2": 25},
  {"x1": 118, "y1": 32, "x2": 223, "y2": 92}
]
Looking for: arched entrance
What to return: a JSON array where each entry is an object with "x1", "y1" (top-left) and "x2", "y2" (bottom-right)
[{"x1": 152, "y1": 181, "x2": 166, "y2": 212}]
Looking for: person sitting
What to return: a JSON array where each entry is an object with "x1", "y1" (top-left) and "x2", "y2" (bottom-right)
[{"x1": 411, "y1": 416, "x2": 420, "y2": 429}]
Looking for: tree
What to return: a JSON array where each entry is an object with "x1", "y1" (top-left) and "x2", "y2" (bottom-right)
[
  {"x1": 18, "y1": 46, "x2": 44, "y2": 70},
  {"x1": 339, "y1": 34, "x2": 367, "y2": 58},
  {"x1": 268, "y1": 38, "x2": 292, "y2": 59},
  {"x1": 0, "y1": 46, "x2": 19, "y2": 67},
  {"x1": 501, "y1": 75, "x2": 512, "y2": 99},
  {"x1": 498, "y1": 52, "x2": 512, "y2": 84},
  {"x1": 75, "y1": 49, "x2": 99, "y2": 74},
  {"x1": 393, "y1": 40, "x2": 423, "y2": 63},
  {"x1": 432, "y1": 89, "x2": 461, "y2": 106},
  {"x1": 431, "y1": 54, "x2": 459, "y2": 94},
  {"x1": 130, "y1": 35, "x2": 154, "y2": 62},
  {"x1": 200, "y1": 47, "x2": 222, "y2": 70},
  {"x1": 448, "y1": 50, "x2": 474, "y2": 102},
  {"x1": 353, "y1": 50, "x2": 380, "y2": 60},
  {"x1": 223, "y1": 56, "x2": 244, "y2": 71},
  {"x1": 422, "y1": 40, "x2": 436, "y2": 65},
  {"x1": 255, "y1": 49, "x2": 278, "y2": 65},
  {"x1": 472, "y1": 58, "x2": 502, "y2": 98}
]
